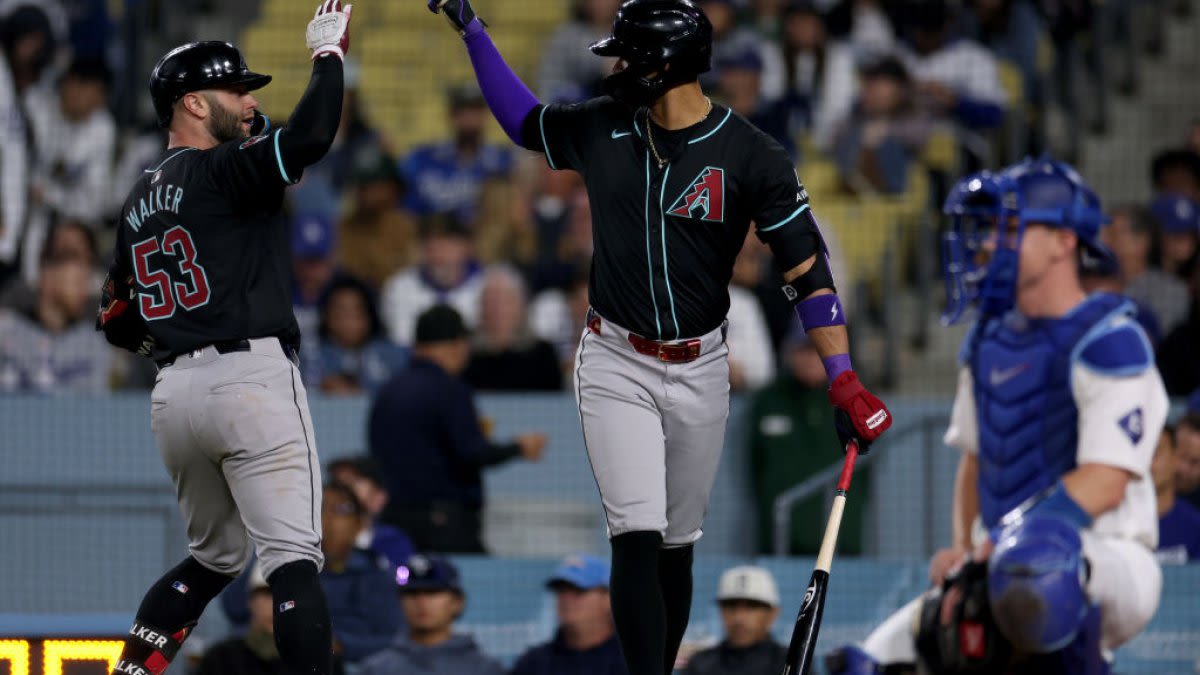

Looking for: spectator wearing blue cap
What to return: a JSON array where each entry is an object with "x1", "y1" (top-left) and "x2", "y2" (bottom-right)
[
  {"x1": 509, "y1": 555, "x2": 627, "y2": 675},
  {"x1": 1102, "y1": 204, "x2": 1190, "y2": 335},
  {"x1": 1150, "y1": 193, "x2": 1200, "y2": 281},
  {"x1": 360, "y1": 554, "x2": 504, "y2": 675},
  {"x1": 714, "y1": 48, "x2": 796, "y2": 159},
  {"x1": 291, "y1": 212, "x2": 344, "y2": 382},
  {"x1": 700, "y1": 0, "x2": 787, "y2": 102}
]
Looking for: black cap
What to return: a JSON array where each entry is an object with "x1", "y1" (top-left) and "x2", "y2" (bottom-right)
[
  {"x1": 64, "y1": 57, "x2": 113, "y2": 86},
  {"x1": 860, "y1": 56, "x2": 910, "y2": 83},
  {"x1": 415, "y1": 305, "x2": 470, "y2": 344},
  {"x1": 396, "y1": 554, "x2": 463, "y2": 593},
  {"x1": 149, "y1": 41, "x2": 271, "y2": 128},
  {"x1": 448, "y1": 82, "x2": 486, "y2": 109}
]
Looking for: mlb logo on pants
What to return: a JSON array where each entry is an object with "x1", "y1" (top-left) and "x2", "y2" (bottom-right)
[{"x1": 279, "y1": 600, "x2": 296, "y2": 612}]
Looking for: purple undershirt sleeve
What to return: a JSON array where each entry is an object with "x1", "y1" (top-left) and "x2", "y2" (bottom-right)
[{"x1": 462, "y1": 20, "x2": 541, "y2": 146}]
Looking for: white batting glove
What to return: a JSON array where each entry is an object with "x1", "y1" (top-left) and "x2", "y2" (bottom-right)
[{"x1": 307, "y1": 0, "x2": 353, "y2": 61}]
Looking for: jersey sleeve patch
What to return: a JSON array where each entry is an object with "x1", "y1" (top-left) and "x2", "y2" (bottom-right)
[
  {"x1": 1074, "y1": 321, "x2": 1153, "y2": 376},
  {"x1": 1117, "y1": 407, "x2": 1145, "y2": 445}
]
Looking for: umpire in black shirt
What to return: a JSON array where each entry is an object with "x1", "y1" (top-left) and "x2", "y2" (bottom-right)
[{"x1": 368, "y1": 305, "x2": 547, "y2": 553}]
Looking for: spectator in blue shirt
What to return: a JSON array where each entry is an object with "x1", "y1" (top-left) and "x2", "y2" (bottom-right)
[
  {"x1": 509, "y1": 554, "x2": 627, "y2": 675},
  {"x1": 400, "y1": 84, "x2": 513, "y2": 224},
  {"x1": 321, "y1": 482, "x2": 406, "y2": 663},
  {"x1": 216, "y1": 484, "x2": 404, "y2": 652},
  {"x1": 315, "y1": 277, "x2": 409, "y2": 395},
  {"x1": 359, "y1": 554, "x2": 504, "y2": 675},
  {"x1": 1153, "y1": 426, "x2": 1200, "y2": 564},
  {"x1": 327, "y1": 455, "x2": 417, "y2": 571},
  {"x1": 369, "y1": 305, "x2": 546, "y2": 553}
]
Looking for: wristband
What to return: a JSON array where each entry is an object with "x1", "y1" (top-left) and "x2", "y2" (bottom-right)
[
  {"x1": 795, "y1": 293, "x2": 845, "y2": 330},
  {"x1": 822, "y1": 354, "x2": 852, "y2": 382}
]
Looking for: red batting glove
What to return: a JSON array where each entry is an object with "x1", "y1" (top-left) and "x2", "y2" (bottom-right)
[
  {"x1": 828, "y1": 371, "x2": 892, "y2": 452},
  {"x1": 307, "y1": 0, "x2": 353, "y2": 61}
]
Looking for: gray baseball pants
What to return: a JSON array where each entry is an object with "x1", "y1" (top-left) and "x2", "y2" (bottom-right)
[
  {"x1": 573, "y1": 310, "x2": 731, "y2": 547},
  {"x1": 150, "y1": 337, "x2": 324, "y2": 579}
]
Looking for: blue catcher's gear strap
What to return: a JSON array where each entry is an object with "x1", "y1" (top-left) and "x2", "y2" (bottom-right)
[{"x1": 993, "y1": 481, "x2": 1093, "y2": 542}]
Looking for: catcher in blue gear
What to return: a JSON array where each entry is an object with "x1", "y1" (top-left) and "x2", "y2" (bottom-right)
[{"x1": 826, "y1": 159, "x2": 1169, "y2": 675}]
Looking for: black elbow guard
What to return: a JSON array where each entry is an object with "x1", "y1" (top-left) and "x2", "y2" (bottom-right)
[{"x1": 780, "y1": 253, "x2": 836, "y2": 304}]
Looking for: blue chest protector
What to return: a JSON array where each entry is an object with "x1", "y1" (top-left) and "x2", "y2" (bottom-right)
[{"x1": 964, "y1": 293, "x2": 1131, "y2": 529}]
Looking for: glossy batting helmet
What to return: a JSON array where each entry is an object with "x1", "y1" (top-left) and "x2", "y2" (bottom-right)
[
  {"x1": 149, "y1": 41, "x2": 271, "y2": 128},
  {"x1": 590, "y1": 0, "x2": 712, "y2": 107}
]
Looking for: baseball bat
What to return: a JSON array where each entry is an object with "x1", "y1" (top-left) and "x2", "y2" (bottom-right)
[{"x1": 780, "y1": 439, "x2": 860, "y2": 675}]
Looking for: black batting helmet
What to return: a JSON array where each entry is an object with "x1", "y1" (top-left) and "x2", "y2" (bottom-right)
[
  {"x1": 590, "y1": 0, "x2": 712, "y2": 107},
  {"x1": 149, "y1": 41, "x2": 271, "y2": 128}
]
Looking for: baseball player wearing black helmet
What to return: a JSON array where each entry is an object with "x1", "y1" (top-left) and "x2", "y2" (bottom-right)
[
  {"x1": 101, "y1": 3, "x2": 353, "y2": 674},
  {"x1": 428, "y1": 0, "x2": 893, "y2": 673}
]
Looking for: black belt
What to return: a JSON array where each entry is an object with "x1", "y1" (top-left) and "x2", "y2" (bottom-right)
[{"x1": 156, "y1": 339, "x2": 252, "y2": 368}]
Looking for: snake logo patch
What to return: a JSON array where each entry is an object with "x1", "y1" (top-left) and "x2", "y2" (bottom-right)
[{"x1": 668, "y1": 166, "x2": 725, "y2": 223}]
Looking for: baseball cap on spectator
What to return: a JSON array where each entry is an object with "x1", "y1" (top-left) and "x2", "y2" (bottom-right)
[
  {"x1": 1149, "y1": 194, "x2": 1200, "y2": 234},
  {"x1": 860, "y1": 56, "x2": 911, "y2": 84},
  {"x1": 63, "y1": 56, "x2": 113, "y2": 86},
  {"x1": 715, "y1": 48, "x2": 764, "y2": 74},
  {"x1": 716, "y1": 565, "x2": 780, "y2": 608},
  {"x1": 414, "y1": 304, "x2": 470, "y2": 344},
  {"x1": 396, "y1": 554, "x2": 463, "y2": 594},
  {"x1": 448, "y1": 82, "x2": 486, "y2": 110},
  {"x1": 291, "y1": 213, "x2": 334, "y2": 259},
  {"x1": 546, "y1": 554, "x2": 611, "y2": 591}
]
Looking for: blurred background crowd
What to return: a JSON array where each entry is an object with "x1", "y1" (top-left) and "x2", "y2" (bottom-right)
[{"x1": 1, "y1": 0, "x2": 1200, "y2": 672}]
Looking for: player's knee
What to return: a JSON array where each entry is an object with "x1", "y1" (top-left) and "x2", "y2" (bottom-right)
[
  {"x1": 988, "y1": 516, "x2": 1090, "y2": 653},
  {"x1": 190, "y1": 535, "x2": 252, "y2": 577},
  {"x1": 255, "y1": 545, "x2": 325, "y2": 581}
]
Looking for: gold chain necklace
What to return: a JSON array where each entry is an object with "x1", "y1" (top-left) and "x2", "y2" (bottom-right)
[{"x1": 646, "y1": 97, "x2": 713, "y2": 168}]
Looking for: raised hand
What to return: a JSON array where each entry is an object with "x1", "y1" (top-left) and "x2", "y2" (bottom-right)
[
  {"x1": 306, "y1": 0, "x2": 353, "y2": 61},
  {"x1": 427, "y1": 0, "x2": 483, "y2": 33}
]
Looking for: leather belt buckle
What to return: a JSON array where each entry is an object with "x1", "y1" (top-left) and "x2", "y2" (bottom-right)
[{"x1": 627, "y1": 333, "x2": 702, "y2": 363}]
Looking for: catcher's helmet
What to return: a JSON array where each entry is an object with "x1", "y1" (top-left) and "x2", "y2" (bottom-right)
[
  {"x1": 150, "y1": 41, "x2": 271, "y2": 128},
  {"x1": 590, "y1": 0, "x2": 712, "y2": 107}
]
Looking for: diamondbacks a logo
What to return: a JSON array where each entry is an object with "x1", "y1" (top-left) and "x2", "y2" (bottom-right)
[{"x1": 668, "y1": 167, "x2": 725, "y2": 222}]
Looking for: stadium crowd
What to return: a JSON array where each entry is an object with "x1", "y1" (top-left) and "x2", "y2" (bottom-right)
[{"x1": 0, "y1": 0, "x2": 1199, "y2": 672}]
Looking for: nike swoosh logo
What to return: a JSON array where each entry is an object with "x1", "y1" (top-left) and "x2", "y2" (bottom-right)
[
  {"x1": 989, "y1": 363, "x2": 1029, "y2": 387},
  {"x1": 611, "y1": 130, "x2": 632, "y2": 139}
]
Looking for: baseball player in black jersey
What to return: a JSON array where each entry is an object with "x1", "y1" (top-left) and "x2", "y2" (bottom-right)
[
  {"x1": 429, "y1": 0, "x2": 893, "y2": 672},
  {"x1": 97, "y1": 3, "x2": 352, "y2": 674}
]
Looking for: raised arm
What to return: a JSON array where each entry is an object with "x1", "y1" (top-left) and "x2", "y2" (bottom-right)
[{"x1": 428, "y1": 0, "x2": 542, "y2": 150}]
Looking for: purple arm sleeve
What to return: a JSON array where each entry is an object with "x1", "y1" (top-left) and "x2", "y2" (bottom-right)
[{"x1": 463, "y1": 21, "x2": 541, "y2": 146}]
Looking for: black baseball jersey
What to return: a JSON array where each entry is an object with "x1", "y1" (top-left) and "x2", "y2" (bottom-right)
[
  {"x1": 113, "y1": 129, "x2": 303, "y2": 359},
  {"x1": 528, "y1": 97, "x2": 818, "y2": 340}
]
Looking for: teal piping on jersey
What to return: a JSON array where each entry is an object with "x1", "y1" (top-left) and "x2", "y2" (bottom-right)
[
  {"x1": 539, "y1": 107, "x2": 557, "y2": 170},
  {"x1": 688, "y1": 108, "x2": 733, "y2": 145},
  {"x1": 759, "y1": 203, "x2": 810, "y2": 233},
  {"x1": 273, "y1": 129, "x2": 295, "y2": 185},
  {"x1": 143, "y1": 148, "x2": 197, "y2": 173},
  {"x1": 659, "y1": 163, "x2": 681, "y2": 339},
  {"x1": 644, "y1": 152, "x2": 662, "y2": 338}
]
